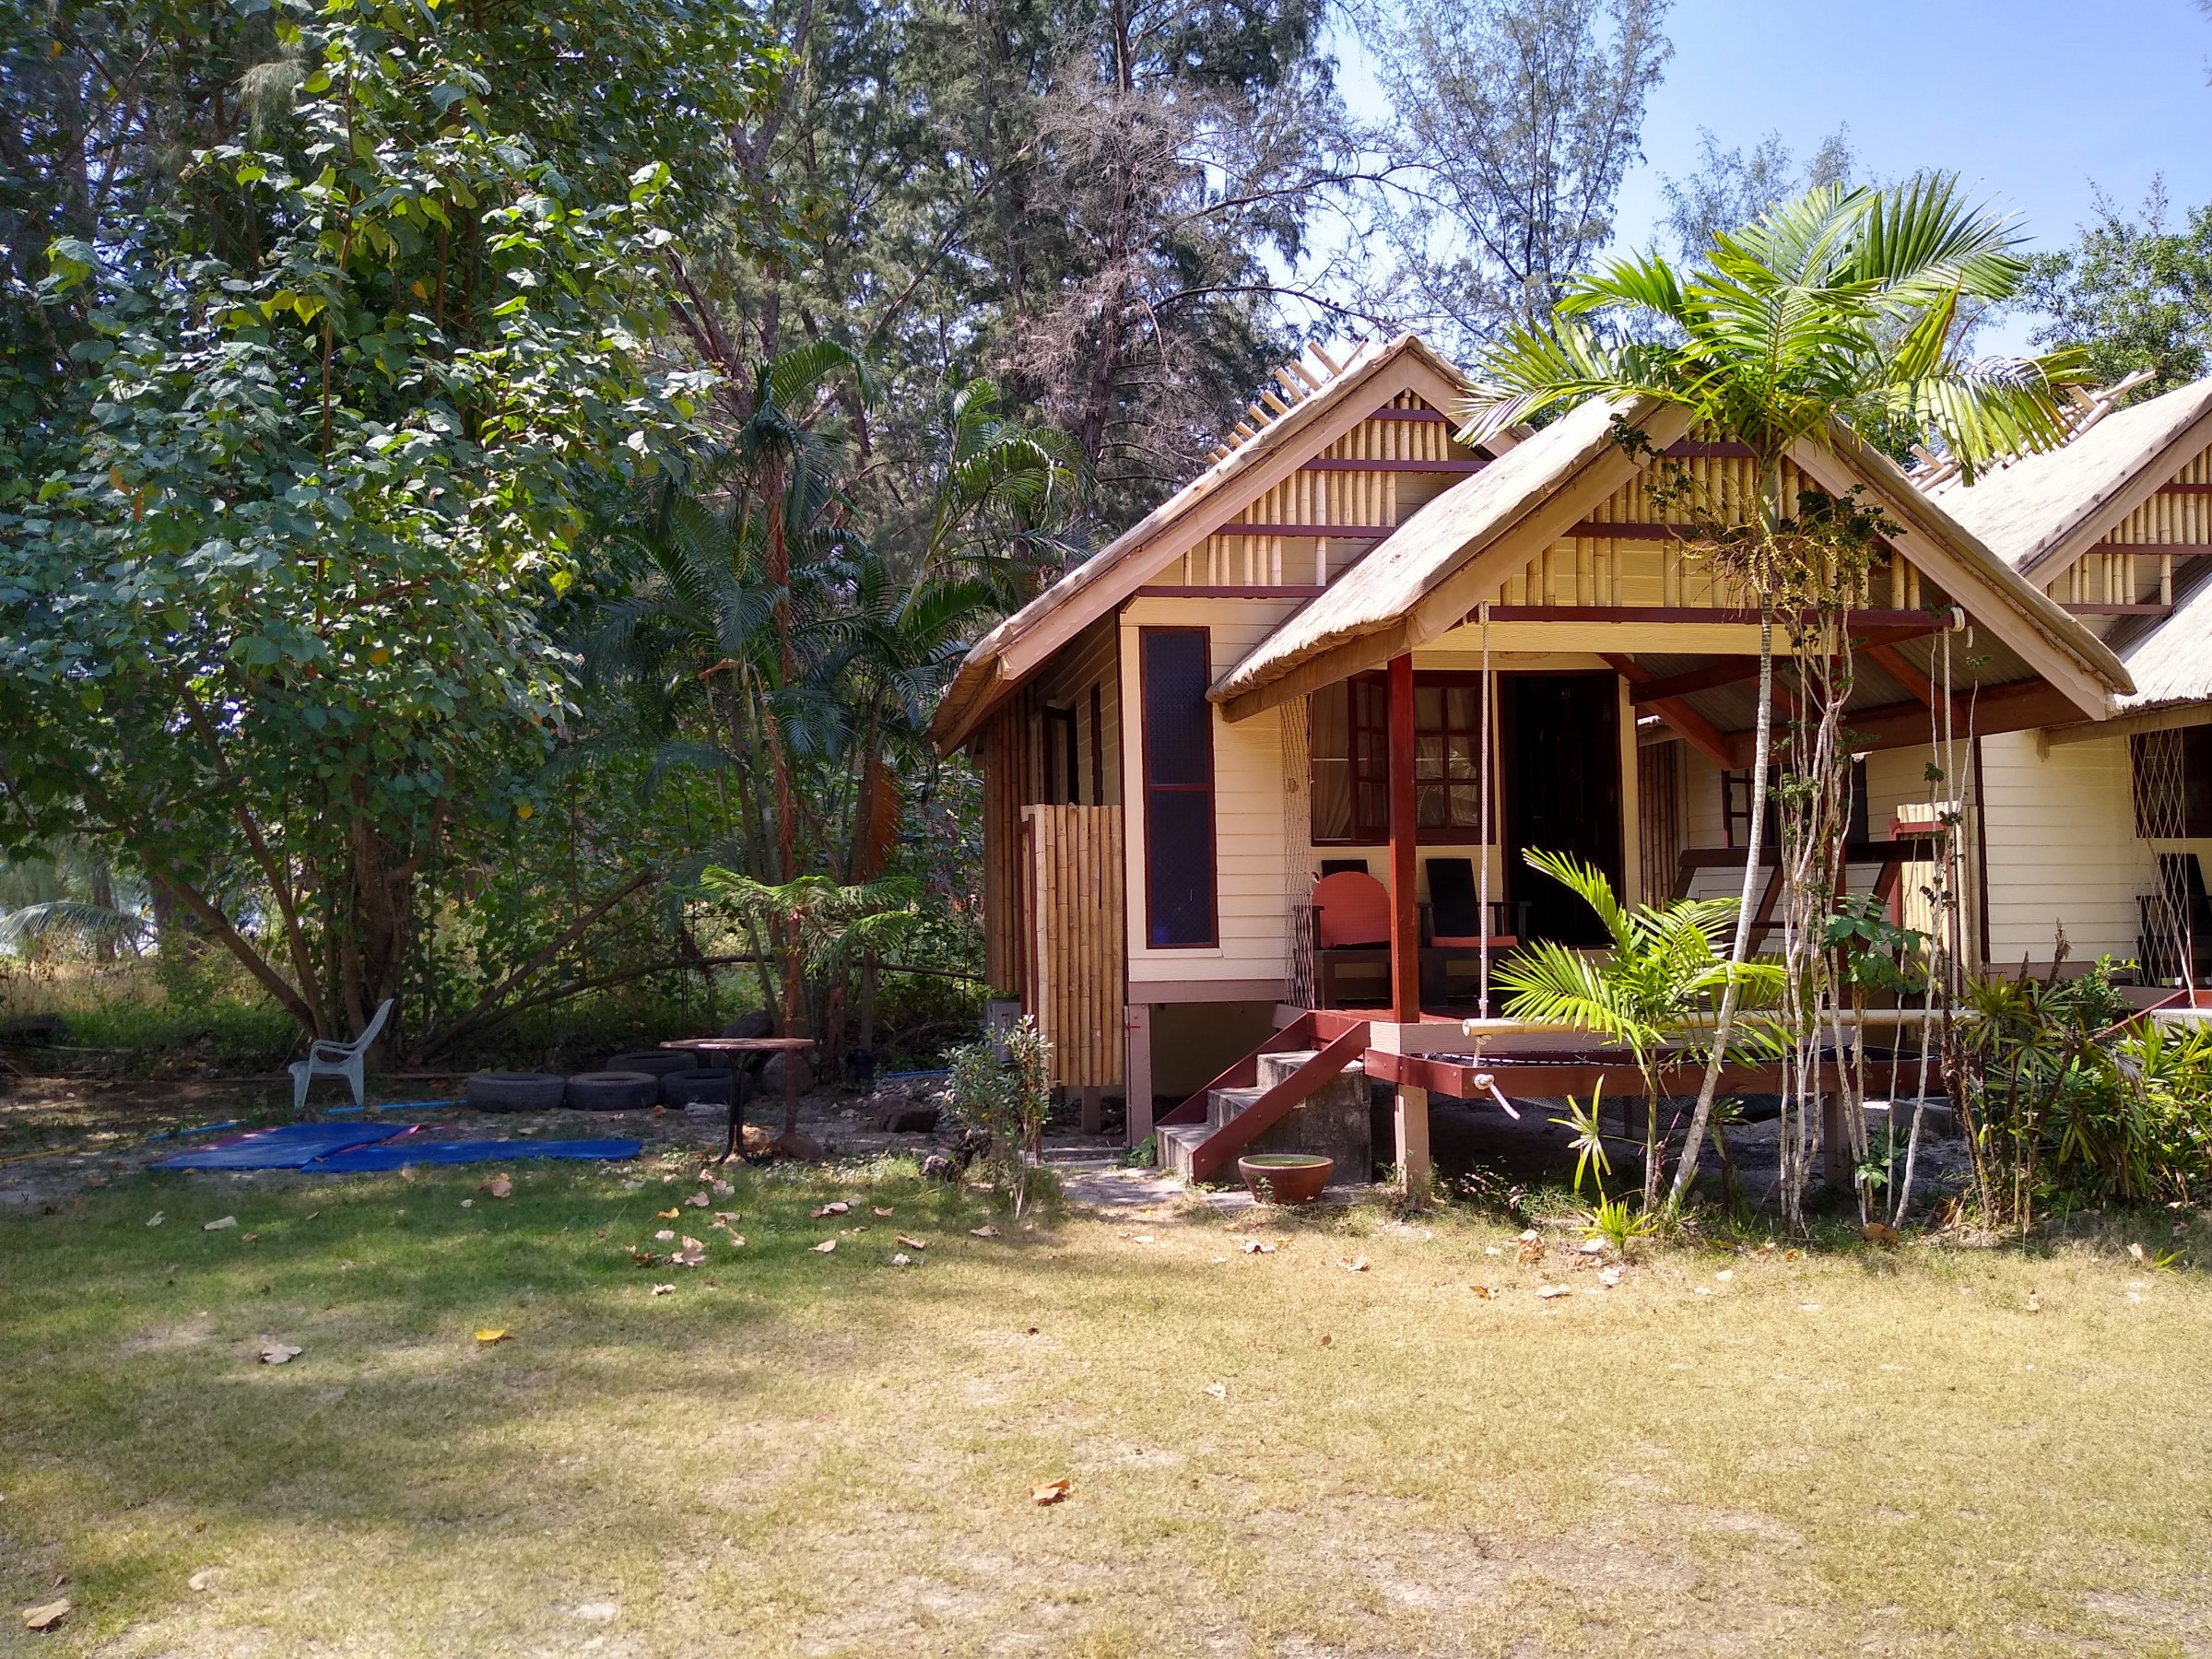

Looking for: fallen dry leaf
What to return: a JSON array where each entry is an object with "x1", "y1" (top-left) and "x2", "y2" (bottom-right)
[
  {"x1": 811, "y1": 1239, "x2": 838, "y2": 1253},
  {"x1": 2026, "y1": 1290, "x2": 2042, "y2": 1312},
  {"x1": 896, "y1": 1233, "x2": 927, "y2": 1251},
  {"x1": 460, "y1": 1198, "x2": 475, "y2": 1209},
  {"x1": 1515, "y1": 1235, "x2": 1546, "y2": 1265},
  {"x1": 1132, "y1": 1234, "x2": 1156, "y2": 1244},
  {"x1": 474, "y1": 1328, "x2": 509, "y2": 1346},
  {"x1": 1784, "y1": 1248, "x2": 1804, "y2": 1262},
  {"x1": 712, "y1": 1211, "x2": 739, "y2": 1223},
  {"x1": 1320, "y1": 1333, "x2": 1333, "y2": 1346},
  {"x1": 20, "y1": 1598, "x2": 68, "y2": 1631},
  {"x1": 724, "y1": 1234, "x2": 747, "y2": 1248},
  {"x1": 629, "y1": 1250, "x2": 657, "y2": 1266},
  {"x1": 812, "y1": 1202, "x2": 851, "y2": 1218},
  {"x1": 1469, "y1": 1285, "x2": 1500, "y2": 1300},
  {"x1": 1860, "y1": 1221, "x2": 1900, "y2": 1245},
  {"x1": 2128, "y1": 1241, "x2": 2147, "y2": 1263},
  {"x1": 1597, "y1": 1265, "x2": 1623, "y2": 1288},
  {"x1": 1240, "y1": 1241, "x2": 1277, "y2": 1254},
  {"x1": 653, "y1": 1229, "x2": 676, "y2": 1242},
  {"x1": 674, "y1": 1237, "x2": 706, "y2": 1267},
  {"x1": 1714, "y1": 1268, "x2": 1735, "y2": 1282},
  {"x1": 971, "y1": 1225, "x2": 1002, "y2": 1239},
  {"x1": 146, "y1": 1212, "x2": 165, "y2": 1228},
  {"x1": 712, "y1": 1181, "x2": 733, "y2": 1197},
  {"x1": 889, "y1": 1252, "x2": 914, "y2": 1266},
  {"x1": 1576, "y1": 1239, "x2": 1607, "y2": 1256},
  {"x1": 187, "y1": 1569, "x2": 218, "y2": 1592},
  {"x1": 1030, "y1": 1477, "x2": 1071, "y2": 1506},
  {"x1": 1203, "y1": 1382, "x2": 1227, "y2": 1399},
  {"x1": 656, "y1": 1208, "x2": 680, "y2": 1219},
  {"x1": 1798, "y1": 1302, "x2": 1821, "y2": 1312},
  {"x1": 258, "y1": 1340, "x2": 302, "y2": 1365},
  {"x1": 241, "y1": 1232, "x2": 258, "y2": 1243},
  {"x1": 480, "y1": 1174, "x2": 512, "y2": 1199},
  {"x1": 1337, "y1": 1256, "x2": 1369, "y2": 1273},
  {"x1": 1535, "y1": 1284, "x2": 1571, "y2": 1300},
  {"x1": 650, "y1": 1283, "x2": 675, "y2": 1296},
  {"x1": 204, "y1": 1216, "x2": 238, "y2": 1231},
  {"x1": 872, "y1": 1206, "x2": 894, "y2": 1217}
]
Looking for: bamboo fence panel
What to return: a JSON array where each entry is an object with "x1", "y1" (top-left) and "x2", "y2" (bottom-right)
[{"x1": 1020, "y1": 804, "x2": 1125, "y2": 1088}]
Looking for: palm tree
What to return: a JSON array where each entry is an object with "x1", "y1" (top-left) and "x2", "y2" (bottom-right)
[
  {"x1": 580, "y1": 367, "x2": 1076, "y2": 1056},
  {"x1": 1494, "y1": 851, "x2": 1782, "y2": 1207},
  {"x1": 1458, "y1": 177, "x2": 2092, "y2": 1206}
]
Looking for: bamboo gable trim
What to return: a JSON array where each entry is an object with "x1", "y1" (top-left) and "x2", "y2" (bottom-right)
[{"x1": 2039, "y1": 440, "x2": 2212, "y2": 611}]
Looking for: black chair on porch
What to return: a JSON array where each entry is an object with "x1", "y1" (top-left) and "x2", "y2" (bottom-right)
[{"x1": 1418, "y1": 857, "x2": 1530, "y2": 1009}]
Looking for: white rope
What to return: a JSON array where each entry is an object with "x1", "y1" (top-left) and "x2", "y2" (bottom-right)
[{"x1": 1479, "y1": 601, "x2": 1493, "y2": 1018}]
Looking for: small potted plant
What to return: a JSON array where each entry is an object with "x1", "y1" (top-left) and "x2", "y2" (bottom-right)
[{"x1": 1237, "y1": 1151, "x2": 1334, "y2": 1206}]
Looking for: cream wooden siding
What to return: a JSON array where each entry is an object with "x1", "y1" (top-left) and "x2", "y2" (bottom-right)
[
  {"x1": 1978, "y1": 730, "x2": 2151, "y2": 965},
  {"x1": 1122, "y1": 597, "x2": 1304, "y2": 988},
  {"x1": 1683, "y1": 746, "x2": 1726, "y2": 852}
]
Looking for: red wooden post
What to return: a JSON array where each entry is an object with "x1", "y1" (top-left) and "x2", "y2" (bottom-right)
[{"x1": 1387, "y1": 653, "x2": 1420, "y2": 1021}]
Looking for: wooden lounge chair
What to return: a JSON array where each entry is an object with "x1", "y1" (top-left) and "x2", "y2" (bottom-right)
[
  {"x1": 1312, "y1": 871, "x2": 1393, "y2": 1008},
  {"x1": 1420, "y1": 857, "x2": 1525, "y2": 1006}
]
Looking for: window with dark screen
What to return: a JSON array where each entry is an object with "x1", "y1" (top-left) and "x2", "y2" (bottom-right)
[{"x1": 1140, "y1": 628, "x2": 1217, "y2": 947}]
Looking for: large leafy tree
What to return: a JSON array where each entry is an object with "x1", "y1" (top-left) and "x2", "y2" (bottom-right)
[
  {"x1": 1356, "y1": 0, "x2": 1672, "y2": 349},
  {"x1": 0, "y1": 0, "x2": 778, "y2": 1044},
  {"x1": 2022, "y1": 182, "x2": 2212, "y2": 399},
  {"x1": 664, "y1": 0, "x2": 1350, "y2": 528},
  {"x1": 1461, "y1": 177, "x2": 2093, "y2": 1208}
]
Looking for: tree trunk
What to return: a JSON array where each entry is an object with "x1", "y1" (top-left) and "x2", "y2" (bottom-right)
[{"x1": 1669, "y1": 603, "x2": 1774, "y2": 1206}]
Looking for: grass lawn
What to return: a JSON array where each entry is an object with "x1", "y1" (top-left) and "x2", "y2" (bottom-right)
[{"x1": 2, "y1": 1154, "x2": 2207, "y2": 1657}]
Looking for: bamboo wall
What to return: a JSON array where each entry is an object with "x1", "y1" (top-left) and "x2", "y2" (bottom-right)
[{"x1": 1021, "y1": 805, "x2": 1126, "y2": 1087}]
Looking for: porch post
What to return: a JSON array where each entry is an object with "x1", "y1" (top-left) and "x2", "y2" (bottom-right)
[
  {"x1": 1124, "y1": 1003, "x2": 1153, "y2": 1149},
  {"x1": 1387, "y1": 653, "x2": 1420, "y2": 1021}
]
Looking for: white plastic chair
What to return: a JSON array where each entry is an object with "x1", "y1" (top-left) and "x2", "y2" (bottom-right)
[{"x1": 289, "y1": 999, "x2": 394, "y2": 1112}]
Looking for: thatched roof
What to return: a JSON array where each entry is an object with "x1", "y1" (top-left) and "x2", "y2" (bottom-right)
[
  {"x1": 1930, "y1": 377, "x2": 2212, "y2": 579},
  {"x1": 927, "y1": 333, "x2": 1473, "y2": 754},
  {"x1": 1207, "y1": 394, "x2": 1641, "y2": 704}
]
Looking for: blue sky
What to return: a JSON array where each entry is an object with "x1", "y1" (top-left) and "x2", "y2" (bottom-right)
[{"x1": 1333, "y1": 0, "x2": 2212, "y2": 350}]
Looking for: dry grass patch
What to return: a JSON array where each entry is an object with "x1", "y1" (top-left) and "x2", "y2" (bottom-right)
[{"x1": 0, "y1": 1157, "x2": 2206, "y2": 1656}]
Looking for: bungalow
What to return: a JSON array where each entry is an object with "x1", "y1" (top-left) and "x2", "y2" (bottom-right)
[
  {"x1": 1921, "y1": 374, "x2": 2212, "y2": 979},
  {"x1": 929, "y1": 334, "x2": 2137, "y2": 1185}
]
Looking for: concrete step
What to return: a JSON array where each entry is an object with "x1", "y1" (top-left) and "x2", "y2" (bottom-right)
[
  {"x1": 1255, "y1": 1048, "x2": 1364, "y2": 1090},
  {"x1": 1207, "y1": 1086, "x2": 1265, "y2": 1129},
  {"x1": 1157, "y1": 1122, "x2": 1209, "y2": 1178}
]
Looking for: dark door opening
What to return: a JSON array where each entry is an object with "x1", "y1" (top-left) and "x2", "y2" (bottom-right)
[{"x1": 1500, "y1": 672, "x2": 1623, "y2": 947}]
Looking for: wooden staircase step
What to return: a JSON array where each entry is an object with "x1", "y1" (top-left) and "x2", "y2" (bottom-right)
[{"x1": 1206, "y1": 1086, "x2": 1265, "y2": 1129}]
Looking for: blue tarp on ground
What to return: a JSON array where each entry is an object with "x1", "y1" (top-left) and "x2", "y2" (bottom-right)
[
  {"x1": 310, "y1": 1137, "x2": 641, "y2": 1171},
  {"x1": 153, "y1": 1123, "x2": 408, "y2": 1171}
]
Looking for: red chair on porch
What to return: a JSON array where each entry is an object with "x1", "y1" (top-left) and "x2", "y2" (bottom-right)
[{"x1": 1312, "y1": 870, "x2": 1394, "y2": 1008}]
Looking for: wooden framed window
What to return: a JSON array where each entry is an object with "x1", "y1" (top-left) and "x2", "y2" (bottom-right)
[
  {"x1": 1043, "y1": 706, "x2": 1079, "y2": 805},
  {"x1": 1310, "y1": 673, "x2": 1489, "y2": 844},
  {"x1": 1139, "y1": 628, "x2": 1218, "y2": 947}
]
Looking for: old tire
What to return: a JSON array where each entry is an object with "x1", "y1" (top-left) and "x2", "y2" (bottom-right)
[
  {"x1": 661, "y1": 1068, "x2": 735, "y2": 1108},
  {"x1": 465, "y1": 1071, "x2": 568, "y2": 1112},
  {"x1": 606, "y1": 1049, "x2": 693, "y2": 1077},
  {"x1": 565, "y1": 1071, "x2": 660, "y2": 1112}
]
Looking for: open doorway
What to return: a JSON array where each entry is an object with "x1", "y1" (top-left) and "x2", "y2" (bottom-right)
[{"x1": 1500, "y1": 672, "x2": 1622, "y2": 946}]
